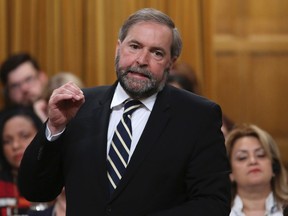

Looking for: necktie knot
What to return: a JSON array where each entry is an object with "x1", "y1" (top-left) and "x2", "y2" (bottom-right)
[{"x1": 124, "y1": 100, "x2": 142, "y2": 117}]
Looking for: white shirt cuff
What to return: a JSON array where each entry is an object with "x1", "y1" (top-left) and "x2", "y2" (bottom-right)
[{"x1": 45, "y1": 125, "x2": 65, "y2": 141}]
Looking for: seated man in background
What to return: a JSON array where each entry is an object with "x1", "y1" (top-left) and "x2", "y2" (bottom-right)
[{"x1": 0, "y1": 52, "x2": 48, "y2": 109}]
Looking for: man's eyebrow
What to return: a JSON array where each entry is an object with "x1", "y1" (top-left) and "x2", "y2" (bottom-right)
[
  {"x1": 128, "y1": 39, "x2": 141, "y2": 45},
  {"x1": 151, "y1": 46, "x2": 166, "y2": 54},
  {"x1": 127, "y1": 39, "x2": 167, "y2": 54}
]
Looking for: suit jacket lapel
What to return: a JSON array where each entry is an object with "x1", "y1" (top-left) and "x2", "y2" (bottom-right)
[{"x1": 86, "y1": 84, "x2": 117, "y2": 200}]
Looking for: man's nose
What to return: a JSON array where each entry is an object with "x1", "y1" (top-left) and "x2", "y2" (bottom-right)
[
  {"x1": 136, "y1": 50, "x2": 149, "y2": 66},
  {"x1": 20, "y1": 81, "x2": 31, "y2": 91}
]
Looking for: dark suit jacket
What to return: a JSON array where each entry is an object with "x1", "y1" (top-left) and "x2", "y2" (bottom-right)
[{"x1": 18, "y1": 83, "x2": 231, "y2": 216}]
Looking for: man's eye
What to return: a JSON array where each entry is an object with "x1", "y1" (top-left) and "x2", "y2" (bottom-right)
[
  {"x1": 9, "y1": 83, "x2": 20, "y2": 90},
  {"x1": 152, "y1": 50, "x2": 164, "y2": 60},
  {"x1": 154, "y1": 51, "x2": 164, "y2": 57},
  {"x1": 130, "y1": 44, "x2": 139, "y2": 49}
]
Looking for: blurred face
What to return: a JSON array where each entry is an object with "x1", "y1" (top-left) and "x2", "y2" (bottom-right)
[
  {"x1": 2, "y1": 116, "x2": 37, "y2": 169},
  {"x1": 115, "y1": 21, "x2": 176, "y2": 99},
  {"x1": 230, "y1": 136, "x2": 274, "y2": 189},
  {"x1": 7, "y1": 62, "x2": 47, "y2": 106}
]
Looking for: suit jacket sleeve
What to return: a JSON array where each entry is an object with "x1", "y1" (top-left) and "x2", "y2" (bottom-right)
[{"x1": 18, "y1": 123, "x2": 65, "y2": 202}]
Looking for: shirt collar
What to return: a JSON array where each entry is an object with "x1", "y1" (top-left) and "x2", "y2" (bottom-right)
[
  {"x1": 232, "y1": 192, "x2": 281, "y2": 215},
  {"x1": 233, "y1": 195, "x2": 243, "y2": 213},
  {"x1": 266, "y1": 192, "x2": 281, "y2": 214},
  {"x1": 110, "y1": 83, "x2": 157, "y2": 111}
]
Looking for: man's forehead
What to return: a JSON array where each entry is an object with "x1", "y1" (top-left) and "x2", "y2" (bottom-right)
[
  {"x1": 8, "y1": 62, "x2": 38, "y2": 81},
  {"x1": 125, "y1": 22, "x2": 173, "y2": 48},
  {"x1": 11, "y1": 62, "x2": 38, "y2": 74},
  {"x1": 128, "y1": 21, "x2": 172, "y2": 34}
]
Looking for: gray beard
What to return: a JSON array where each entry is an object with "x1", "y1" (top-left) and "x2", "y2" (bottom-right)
[{"x1": 115, "y1": 54, "x2": 169, "y2": 100}]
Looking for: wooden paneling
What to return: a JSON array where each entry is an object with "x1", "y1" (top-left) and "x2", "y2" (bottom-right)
[
  {"x1": 205, "y1": 0, "x2": 288, "y2": 162},
  {"x1": 0, "y1": 0, "x2": 202, "y2": 109},
  {"x1": 0, "y1": 0, "x2": 7, "y2": 102}
]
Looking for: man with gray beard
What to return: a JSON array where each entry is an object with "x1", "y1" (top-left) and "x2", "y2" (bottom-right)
[{"x1": 18, "y1": 8, "x2": 231, "y2": 216}]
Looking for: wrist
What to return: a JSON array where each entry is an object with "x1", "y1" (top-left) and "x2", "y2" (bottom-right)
[{"x1": 47, "y1": 119, "x2": 65, "y2": 135}]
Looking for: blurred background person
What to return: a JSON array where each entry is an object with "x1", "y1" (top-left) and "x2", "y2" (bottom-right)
[
  {"x1": 0, "y1": 52, "x2": 48, "y2": 169},
  {"x1": 222, "y1": 114, "x2": 235, "y2": 139},
  {"x1": 0, "y1": 52, "x2": 48, "y2": 109},
  {"x1": 167, "y1": 73, "x2": 195, "y2": 93},
  {"x1": 170, "y1": 62, "x2": 201, "y2": 95},
  {"x1": 226, "y1": 124, "x2": 288, "y2": 216},
  {"x1": 33, "y1": 72, "x2": 85, "y2": 122},
  {"x1": 0, "y1": 107, "x2": 45, "y2": 216},
  {"x1": 169, "y1": 62, "x2": 200, "y2": 94}
]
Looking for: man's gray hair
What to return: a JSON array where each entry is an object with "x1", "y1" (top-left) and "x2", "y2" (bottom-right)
[{"x1": 118, "y1": 8, "x2": 182, "y2": 58}]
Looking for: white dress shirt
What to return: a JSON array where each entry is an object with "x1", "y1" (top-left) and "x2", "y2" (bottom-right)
[{"x1": 107, "y1": 83, "x2": 156, "y2": 162}]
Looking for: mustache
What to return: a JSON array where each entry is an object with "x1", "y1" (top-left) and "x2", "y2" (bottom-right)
[{"x1": 122, "y1": 67, "x2": 152, "y2": 79}]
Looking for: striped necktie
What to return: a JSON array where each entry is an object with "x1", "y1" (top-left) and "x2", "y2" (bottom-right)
[{"x1": 107, "y1": 100, "x2": 142, "y2": 194}]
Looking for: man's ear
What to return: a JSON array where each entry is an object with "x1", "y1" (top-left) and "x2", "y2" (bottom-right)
[
  {"x1": 38, "y1": 71, "x2": 48, "y2": 85},
  {"x1": 169, "y1": 57, "x2": 178, "y2": 70},
  {"x1": 115, "y1": 40, "x2": 121, "y2": 56}
]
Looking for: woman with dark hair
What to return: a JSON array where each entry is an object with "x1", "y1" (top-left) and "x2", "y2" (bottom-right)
[{"x1": 0, "y1": 107, "x2": 43, "y2": 216}]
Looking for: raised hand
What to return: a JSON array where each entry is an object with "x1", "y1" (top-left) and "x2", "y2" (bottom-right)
[{"x1": 47, "y1": 81, "x2": 85, "y2": 135}]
